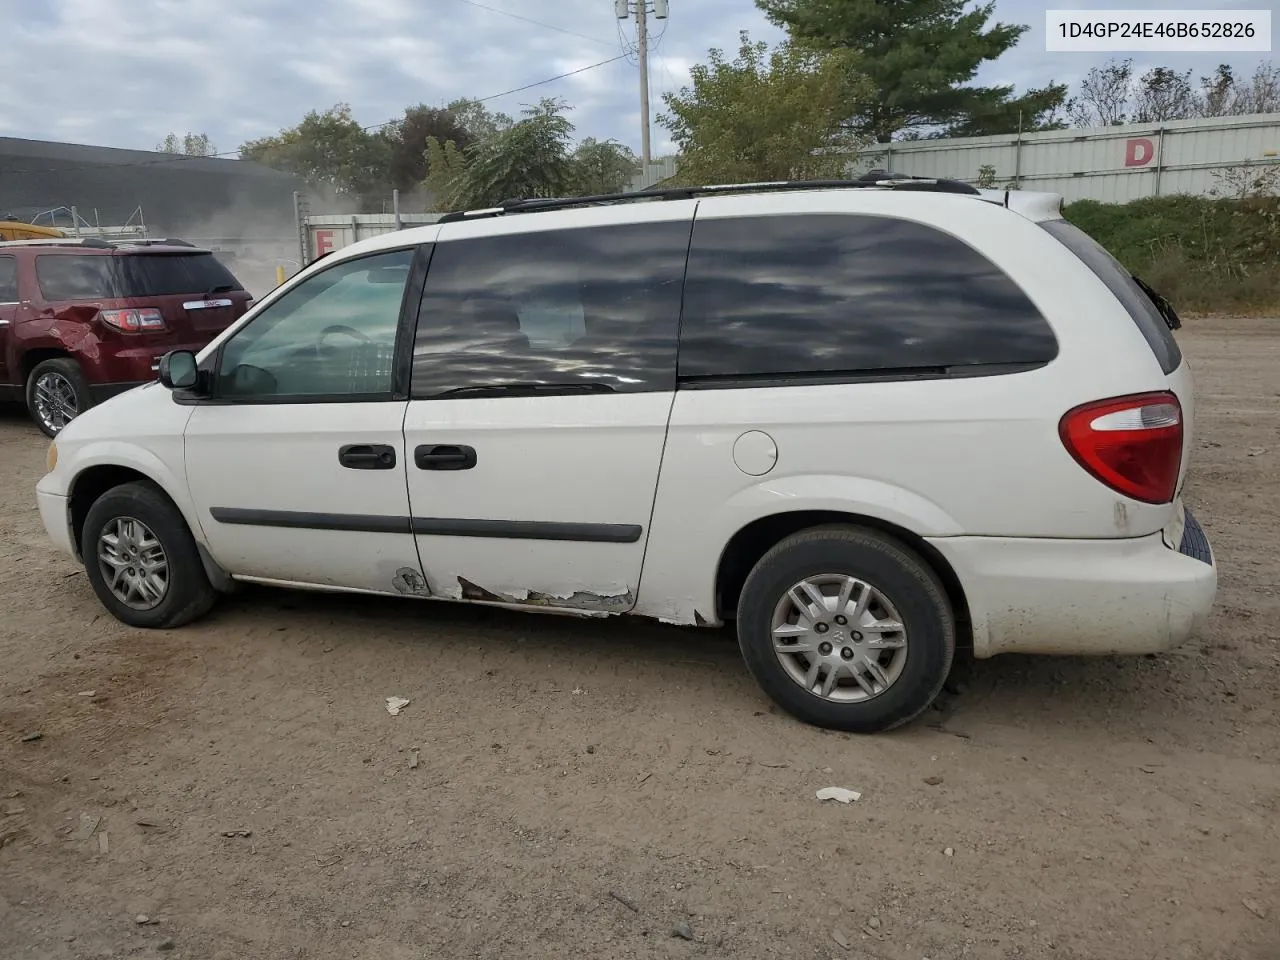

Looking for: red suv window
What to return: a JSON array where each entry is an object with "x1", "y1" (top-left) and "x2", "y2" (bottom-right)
[{"x1": 35, "y1": 253, "x2": 244, "y2": 301}]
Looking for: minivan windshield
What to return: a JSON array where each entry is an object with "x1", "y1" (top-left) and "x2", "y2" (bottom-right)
[{"x1": 1041, "y1": 219, "x2": 1182, "y2": 375}]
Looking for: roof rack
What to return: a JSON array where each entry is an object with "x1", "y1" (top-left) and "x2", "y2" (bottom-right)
[
  {"x1": 0, "y1": 237, "x2": 206, "y2": 251},
  {"x1": 437, "y1": 173, "x2": 981, "y2": 224},
  {"x1": 0, "y1": 237, "x2": 116, "y2": 249}
]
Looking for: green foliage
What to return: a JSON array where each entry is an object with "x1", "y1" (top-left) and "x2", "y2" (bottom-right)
[
  {"x1": 445, "y1": 99, "x2": 514, "y2": 142},
  {"x1": 975, "y1": 164, "x2": 997, "y2": 188},
  {"x1": 571, "y1": 138, "x2": 640, "y2": 195},
  {"x1": 423, "y1": 137, "x2": 470, "y2": 212},
  {"x1": 157, "y1": 132, "x2": 216, "y2": 156},
  {"x1": 240, "y1": 104, "x2": 391, "y2": 204},
  {"x1": 1066, "y1": 195, "x2": 1280, "y2": 314},
  {"x1": 659, "y1": 32, "x2": 870, "y2": 185},
  {"x1": 756, "y1": 0, "x2": 1065, "y2": 141},
  {"x1": 385, "y1": 105, "x2": 473, "y2": 194},
  {"x1": 449, "y1": 98, "x2": 576, "y2": 209}
]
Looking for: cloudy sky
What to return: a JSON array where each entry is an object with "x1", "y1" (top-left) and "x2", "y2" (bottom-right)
[{"x1": 0, "y1": 0, "x2": 1271, "y2": 157}]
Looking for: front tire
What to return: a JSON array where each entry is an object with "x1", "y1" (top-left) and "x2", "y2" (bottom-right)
[
  {"x1": 81, "y1": 482, "x2": 218, "y2": 629},
  {"x1": 26, "y1": 357, "x2": 93, "y2": 438},
  {"x1": 736, "y1": 525, "x2": 955, "y2": 733}
]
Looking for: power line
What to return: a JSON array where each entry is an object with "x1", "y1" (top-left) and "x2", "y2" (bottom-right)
[
  {"x1": 2, "y1": 55, "x2": 629, "y2": 176},
  {"x1": 474, "y1": 54, "x2": 628, "y2": 103},
  {"x1": 448, "y1": 0, "x2": 615, "y2": 48}
]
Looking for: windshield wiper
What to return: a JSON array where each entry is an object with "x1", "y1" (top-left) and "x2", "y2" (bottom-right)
[
  {"x1": 1132, "y1": 275, "x2": 1181, "y2": 331},
  {"x1": 433, "y1": 382, "x2": 616, "y2": 399},
  {"x1": 206, "y1": 284, "x2": 236, "y2": 296}
]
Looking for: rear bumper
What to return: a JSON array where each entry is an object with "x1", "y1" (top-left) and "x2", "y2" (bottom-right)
[
  {"x1": 90, "y1": 341, "x2": 211, "y2": 386},
  {"x1": 927, "y1": 510, "x2": 1217, "y2": 658}
]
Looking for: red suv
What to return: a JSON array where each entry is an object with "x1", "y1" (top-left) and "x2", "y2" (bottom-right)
[{"x1": 0, "y1": 238, "x2": 252, "y2": 436}]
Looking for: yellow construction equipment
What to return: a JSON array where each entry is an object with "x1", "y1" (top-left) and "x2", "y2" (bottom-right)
[{"x1": 0, "y1": 221, "x2": 65, "y2": 241}]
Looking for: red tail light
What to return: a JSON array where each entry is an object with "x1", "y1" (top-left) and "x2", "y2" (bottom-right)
[
  {"x1": 1059, "y1": 392, "x2": 1183, "y2": 504},
  {"x1": 101, "y1": 307, "x2": 165, "y2": 332}
]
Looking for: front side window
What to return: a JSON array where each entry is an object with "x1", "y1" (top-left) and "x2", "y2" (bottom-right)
[
  {"x1": 679, "y1": 214, "x2": 1058, "y2": 382},
  {"x1": 215, "y1": 247, "x2": 417, "y2": 400},
  {"x1": 411, "y1": 220, "x2": 690, "y2": 398},
  {"x1": 0, "y1": 256, "x2": 17, "y2": 302}
]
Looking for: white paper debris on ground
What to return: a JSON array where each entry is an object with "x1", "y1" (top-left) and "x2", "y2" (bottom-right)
[
  {"x1": 385, "y1": 697, "x2": 410, "y2": 717},
  {"x1": 77, "y1": 690, "x2": 95, "y2": 697},
  {"x1": 815, "y1": 787, "x2": 862, "y2": 804}
]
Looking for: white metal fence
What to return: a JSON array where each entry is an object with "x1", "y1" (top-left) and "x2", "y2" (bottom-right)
[
  {"x1": 855, "y1": 113, "x2": 1280, "y2": 203},
  {"x1": 627, "y1": 114, "x2": 1280, "y2": 203}
]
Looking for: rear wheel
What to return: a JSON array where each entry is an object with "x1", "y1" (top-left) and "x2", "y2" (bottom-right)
[
  {"x1": 26, "y1": 358, "x2": 92, "y2": 437},
  {"x1": 81, "y1": 482, "x2": 218, "y2": 629},
  {"x1": 736, "y1": 525, "x2": 955, "y2": 733}
]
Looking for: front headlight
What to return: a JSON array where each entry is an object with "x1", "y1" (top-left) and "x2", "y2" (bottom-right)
[{"x1": 46, "y1": 440, "x2": 58, "y2": 473}]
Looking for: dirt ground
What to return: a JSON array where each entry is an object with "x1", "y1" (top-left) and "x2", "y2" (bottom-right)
[{"x1": 1, "y1": 316, "x2": 1277, "y2": 960}]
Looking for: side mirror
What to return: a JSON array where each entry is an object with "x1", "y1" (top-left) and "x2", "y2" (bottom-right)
[{"x1": 157, "y1": 350, "x2": 199, "y2": 390}]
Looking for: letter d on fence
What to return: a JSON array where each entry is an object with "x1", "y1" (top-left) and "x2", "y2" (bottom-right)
[{"x1": 1125, "y1": 138, "x2": 1155, "y2": 167}]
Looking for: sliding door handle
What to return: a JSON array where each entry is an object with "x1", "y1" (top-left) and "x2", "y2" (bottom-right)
[
  {"x1": 339, "y1": 444, "x2": 397, "y2": 470},
  {"x1": 415, "y1": 444, "x2": 477, "y2": 471}
]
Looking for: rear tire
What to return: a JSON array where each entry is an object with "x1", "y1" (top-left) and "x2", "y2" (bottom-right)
[
  {"x1": 736, "y1": 525, "x2": 955, "y2": 733},
  {"x1": 81, "y1": 482, "x2": 218, "y2": 629},
  {"x1": 26, "y1": 357, "x2": 93, "y2": 438}
]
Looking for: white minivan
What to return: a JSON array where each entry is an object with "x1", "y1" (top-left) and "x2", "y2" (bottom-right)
[{"x1": 35, "y1": 177, "x2": 1217, "y2": 732}]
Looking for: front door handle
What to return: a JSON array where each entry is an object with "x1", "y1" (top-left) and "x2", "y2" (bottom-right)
[
  {"x1": 415, "y1": 444, "x2": 477, "y2": 471},
  {"x1": 339, "y1": 444, "x2": 397, "y2": 470}
]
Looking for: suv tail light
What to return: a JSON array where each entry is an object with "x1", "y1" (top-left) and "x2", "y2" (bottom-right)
[
  {"x1": 1059, "y1": 392, "x2": 1183, "y2": 504},
  {"x1": 100, "y1": 307, "x2": 166, "y2": 332}
]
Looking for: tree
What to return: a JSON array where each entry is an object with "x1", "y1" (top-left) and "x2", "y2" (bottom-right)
[
  {"x1": 659, "y1": 33, "x2": 869, "y2": 184},
  {"x1": 384, "y1": 105, "x2": 473, "y2": 194},
  {"x1": 240, "y1": 104, "x2": 391, "y2": 204},
  {"x1": 570, "y1": 138, "x2": 640, "y2": 195},
  {"x1": 1198, "y1": 61, "x2": 1280, "y2": 116},
  {"x1": 448, "y1": 98, "x2": 576, "y2": 209},
  {"x1": 756, "y1": 0, "x2": 1065, "y2": 141},
  {"x1": 1133, "y1": 66, "x2": 1195, "y2": 122},
  {"x1": 423, "y1": 137, "x2": 470, "y2": 212},
  {"x1": 156, "y1": 132, "x2": 216, "y2": 156},
  {"x1": 445, "y1": 98, "x2": 514, "y2": 142},
  {"x1": 1067, "y1": 59, "x2": 1133, "y2": 127}
]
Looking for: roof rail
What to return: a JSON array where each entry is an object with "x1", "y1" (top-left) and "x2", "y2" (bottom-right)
[
  {"x1": 0, "y1": 237, "x2": 116, "y2": 249},
  {"x1": 436, "y1": 174, "x2": 982, "y2": 224},
  {"x1": 115, "y1": 237, "x2": 196, "y2": 247}
]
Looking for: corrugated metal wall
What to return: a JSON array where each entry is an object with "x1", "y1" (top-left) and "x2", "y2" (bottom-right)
[
  {"x1": 854, "y1": 113, "x2": 1280, "y2": 203},
  {"x1": 305, "y1": 213, "x2": 443, "y2": 262}
]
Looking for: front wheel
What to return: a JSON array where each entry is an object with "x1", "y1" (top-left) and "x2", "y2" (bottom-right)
[
  {"x1": 736, "y1": 525, "x2": 955, "y2": 733},
  {"x1": 81, "y1": 482, "x2": 218, "y2": 629}
]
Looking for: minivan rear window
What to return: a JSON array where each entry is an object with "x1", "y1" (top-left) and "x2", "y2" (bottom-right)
[
  {"x1": 1040, "y1": 220, "x2": 1182, "y2": 375},
  {"x1": 35, "y1": 253, "x2": 243, "y2": 301}
]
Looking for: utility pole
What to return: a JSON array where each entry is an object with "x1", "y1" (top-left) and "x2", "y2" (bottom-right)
[
  {"x1": 636, "y1": 1, "x2": 650, "y2": 167},
  {"x1": 616, "y1": 1, "x2": 668, "y2": 170}
]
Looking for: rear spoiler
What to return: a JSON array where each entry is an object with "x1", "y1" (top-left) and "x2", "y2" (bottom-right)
[{"x1": 976, "y1": 188, "x2": 1065, "y2": 222}]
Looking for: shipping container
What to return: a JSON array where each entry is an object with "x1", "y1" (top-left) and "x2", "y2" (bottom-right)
[{"x1": 304, "y1": 212, "x2": 443, "y2": 263}]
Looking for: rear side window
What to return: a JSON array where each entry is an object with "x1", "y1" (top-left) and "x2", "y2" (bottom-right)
[
  {"x1": 679, "y1": 214, "x2": 1058, "y2": 382},
  {"x1": 0, "y1": 256, "x2": 17, "y2": 301},
  {"x1": 1041, "y1": 220, "x2": 1182, "y2": 375},
  {"x1": 35, "y1": 252, "x2": 244, "y2": 301},
  {"x1": 36, "y1": 255, "x2": 116, "y2": 300},
  {"x1": 411, "y1": 220, "x2": 689, "y2": 398}
]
